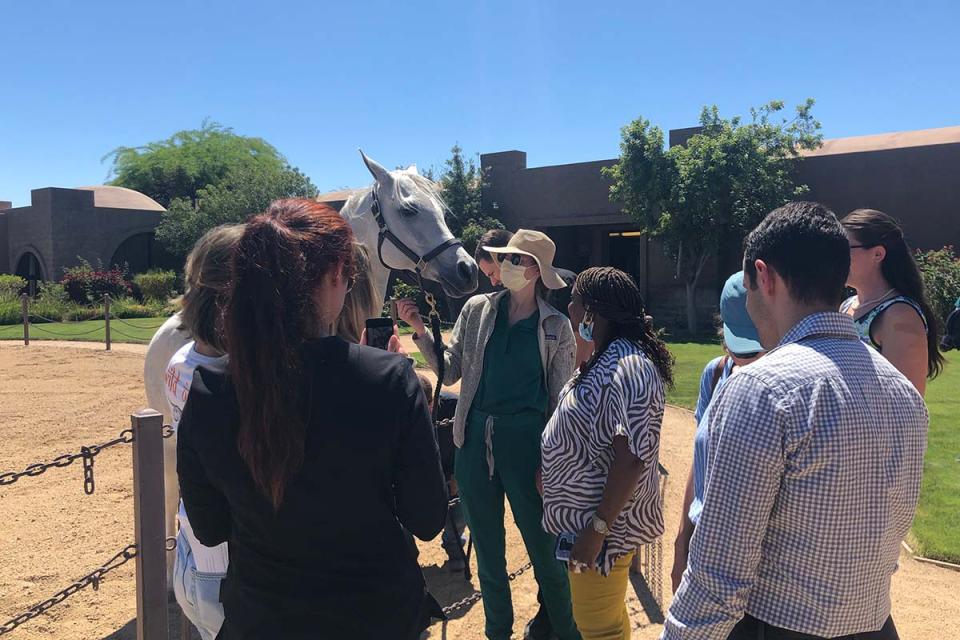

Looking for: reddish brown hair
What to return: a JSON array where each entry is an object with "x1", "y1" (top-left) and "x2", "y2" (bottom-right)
[{"x1": 224, "y1": 199, "x2": 354, "y2": 510}]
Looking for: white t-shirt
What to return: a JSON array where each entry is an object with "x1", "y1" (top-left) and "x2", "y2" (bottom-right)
[{"x1": 165, "y1": 342, "x2": 230, "y2": 574}]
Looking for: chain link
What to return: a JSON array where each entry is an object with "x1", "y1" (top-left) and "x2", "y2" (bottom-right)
[
  {"x1": 0, "y1": 429, "x2": 135, "y2": 490},
  {"x1": 0, "y1": 544, "x2": 138, "y2": 636},
  {"x1": 441, "y1": 561, "x2": 532, "y2": 617}
]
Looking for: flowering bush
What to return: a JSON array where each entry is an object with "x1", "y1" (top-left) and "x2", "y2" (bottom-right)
[
  {"x1": 916, "y1": 246, "x2": 960, "y2": 329},
  {"x1": 61, "y1": 259, "x2": 132, "y2": 304}
]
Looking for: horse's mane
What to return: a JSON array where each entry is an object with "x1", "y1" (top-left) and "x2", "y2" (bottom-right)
[{"x1": 340, "y1": 170, "x2": 452, "y2": 223}]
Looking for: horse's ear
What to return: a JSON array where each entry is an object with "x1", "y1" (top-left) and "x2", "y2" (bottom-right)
[
  {"x1": 359, "y1": 150, "x2": 392, "y2": 185},
  {"x1": 405, "y1": 163, "x2": 420, "y2": 176}
]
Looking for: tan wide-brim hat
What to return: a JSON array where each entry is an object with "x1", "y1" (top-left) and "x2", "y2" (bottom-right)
[{"x1": 483, "y1": 229, "x2": 568, "y2": 290}]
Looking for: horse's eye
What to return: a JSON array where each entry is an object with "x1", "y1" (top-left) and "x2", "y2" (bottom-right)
[{"x1": 399, "y1": 205, "x2": 418, "y2": 217}]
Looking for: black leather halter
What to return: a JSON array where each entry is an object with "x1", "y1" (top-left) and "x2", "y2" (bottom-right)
[{"x1": 370, "y1": 186, "x2": 462, "y2": 276}]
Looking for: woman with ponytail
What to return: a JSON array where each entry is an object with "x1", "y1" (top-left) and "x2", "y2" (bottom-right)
[
  {"x1": 541, "y1": 267, "x2": 673, "y2": 640},
  {"x1": 841, "y1": 209, "x2": 944, "y2": 395},
  {"x1": 176, "y1": 199, "x2": 447, "y2": 639}
]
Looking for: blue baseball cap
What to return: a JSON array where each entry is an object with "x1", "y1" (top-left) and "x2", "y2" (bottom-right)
[{"x1": 720, "y1": 271, "x2": 763, "y2": 355}]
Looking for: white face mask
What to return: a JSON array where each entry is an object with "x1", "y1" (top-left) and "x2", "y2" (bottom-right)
[{"x1": 499, "y1": 260, "x2": 534, "y2": 292}]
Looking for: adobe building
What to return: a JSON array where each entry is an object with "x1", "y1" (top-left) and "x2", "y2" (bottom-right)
[
  {"x1": 0, "y1": 186, "x2": 176, "y2": 294},
  {"x1": 480, "y1": 125, "x2": 960, "y2": 331}
]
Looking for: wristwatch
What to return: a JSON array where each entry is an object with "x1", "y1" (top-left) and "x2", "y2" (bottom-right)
[{"x1": 591, "y1": 513, "x2": 609, "y2": 536}]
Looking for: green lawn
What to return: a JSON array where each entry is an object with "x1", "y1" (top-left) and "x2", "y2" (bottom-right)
[
  {"x1": 0, "y1": 317, "x2": 169, "y2": 344},
  {"x1": 1, "y1": 323, "x2": 955, "y2": 562},
  {"x1": 911, "y1": 353, "x2": 959, "y2": 563},
  {"x1": 666, "y1": 342, "x2": 722, "y2": 410}
]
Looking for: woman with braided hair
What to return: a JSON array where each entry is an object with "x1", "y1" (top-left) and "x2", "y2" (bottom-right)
[{"x1": 541, "y1": 266, "x2": 673, "y2": 640}]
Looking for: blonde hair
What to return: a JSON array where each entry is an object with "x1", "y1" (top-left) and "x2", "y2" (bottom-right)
[
  {"x1": 180, "y1": 224, "x2": 245, "y2": 352},
  {"x1": 335, "y1": 243, "x2": 379, "y2": 343}
]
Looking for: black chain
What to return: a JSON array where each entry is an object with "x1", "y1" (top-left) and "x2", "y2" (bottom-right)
[
  {"x1": 0, "y1": 536, "x2": 178, "y2": 636},
  {"x1": 0, "y1": 424, "x2": 174, "y2": 492},
  {"x1": 441, "y1": 561, "x2": 533, "y2": 617},
  {"x1": 81, "y1": 446, "x2": 95, "y2": 495},
  {"x1": 0, "y1": 429, "x2": 134, "y2": 491},
  {"x1": 0, "y1": 544, "x2": 138, "y2": 636}
]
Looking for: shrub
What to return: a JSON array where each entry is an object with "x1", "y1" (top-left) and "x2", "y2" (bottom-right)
[
  {"x1": 916, "y1": 246, "x2": 960, "y2": 329},
  {"x1": 0, "y1": 275, "x2": 26, "y2": 302},
  {"x1": 460, "y1": 217, "x2": 506, "y2": 257},
  {"x1": 26, "y1": 298, "x2": 72, "y2": 323},
  {"x1": 61, "y1": 259, "x2": 132, "y2": 304},
  {"x1": 133, "y1": 270, "x2": 179, "y2": 302},
  {"x1": 37, "y1": 281, "x2": 69, "y2": 305},
  {"x1": 0, "y1": 301, "x2": 22, "y2": 324},
  {"x1": 110, "y1": 296, "x2": 167, "y2": 319}
]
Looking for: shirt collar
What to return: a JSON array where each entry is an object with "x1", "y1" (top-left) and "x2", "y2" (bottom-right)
[{"x1": 778, "y1": 311, "x2": 859, "y2": 348}]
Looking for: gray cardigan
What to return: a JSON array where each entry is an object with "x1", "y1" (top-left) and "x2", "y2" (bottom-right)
[{"x1": 414, "y1": 290, "x2": 576, "y2": 447}]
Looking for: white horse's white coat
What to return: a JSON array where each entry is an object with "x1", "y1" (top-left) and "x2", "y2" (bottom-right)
[{"x1": 144, "y1": 152, "x2": 478, "y2": 583}]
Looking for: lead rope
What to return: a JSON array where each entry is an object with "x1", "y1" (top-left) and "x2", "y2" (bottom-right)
[{"x1": 421, "y1": 280, "x2": 445, "y2": 423}]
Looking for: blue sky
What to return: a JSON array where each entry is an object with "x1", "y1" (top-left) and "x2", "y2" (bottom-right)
[{"x1": 2, "y1": 0, "x2": 958, "y2": 207}]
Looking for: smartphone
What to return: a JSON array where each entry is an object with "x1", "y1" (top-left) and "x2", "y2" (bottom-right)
[
  {"x1": 365, "y1": 317, "x2": 394, "y2": 350},
  {"x1": 554, "y1": 531, "x2": 609, "y2": 567},
  {"x1": 555, "y1": 532, "x2": 576, "y2": 562}
]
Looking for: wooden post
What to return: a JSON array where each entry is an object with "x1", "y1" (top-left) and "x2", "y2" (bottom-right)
[
  {"x1": 20, "y1": 293, "x2": 29, "y2": 346},
  {"x1": 131, "y1": 409, "x2": 168, "y2": 640},
  {"x1": 104, "y1": 294, "x2": 111, "y2": 351}
]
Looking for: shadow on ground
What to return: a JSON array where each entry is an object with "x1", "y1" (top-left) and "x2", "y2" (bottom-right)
[{"x1": 102, "y1": 601, "x2": 200, "y2": 640}]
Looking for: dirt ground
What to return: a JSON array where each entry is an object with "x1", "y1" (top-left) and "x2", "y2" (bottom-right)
[{"x1": 1, "y1": 341, "x2": 958, "y2": 639}]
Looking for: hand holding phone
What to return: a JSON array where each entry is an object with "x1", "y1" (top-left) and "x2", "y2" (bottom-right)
[{"x1": 364, "y1": 317, "x2": 395, "y2": 350}]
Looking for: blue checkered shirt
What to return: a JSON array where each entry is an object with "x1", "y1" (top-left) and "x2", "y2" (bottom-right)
[{"x1": 663, "y1": 312, "x2": 928, "y2": 639}]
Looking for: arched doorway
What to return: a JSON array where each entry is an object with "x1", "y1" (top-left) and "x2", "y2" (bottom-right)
[
  {"x1": 15, "y1": 252, "x2": 44, "y2": 297},
  {"x1": 110, "y1": 233, "x2": 179, "y2": 275}
]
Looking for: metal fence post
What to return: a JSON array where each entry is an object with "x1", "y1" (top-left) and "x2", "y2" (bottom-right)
[
  {"x1": 131, "y1": 409, "x2": 168, "y2": 640},
  {"x1": 20, "y1": 293, "x2": 29, "y2": 346},
  {"x1": 104, "y1": 294, "x2": 111, "y2": 351}
]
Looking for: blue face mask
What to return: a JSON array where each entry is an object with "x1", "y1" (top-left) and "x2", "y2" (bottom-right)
[{"x1": 578, "y1": 316, "x2": 594, "y2": 342}]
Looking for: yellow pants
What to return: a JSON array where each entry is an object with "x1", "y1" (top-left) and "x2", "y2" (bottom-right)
[{"x1": 568, "y1": 552, "x2": 634, "y2": 640}]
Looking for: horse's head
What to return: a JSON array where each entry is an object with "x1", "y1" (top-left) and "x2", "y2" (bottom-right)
[{"x1": 359, "y1": 151, "x2": 479, "y2": 297}]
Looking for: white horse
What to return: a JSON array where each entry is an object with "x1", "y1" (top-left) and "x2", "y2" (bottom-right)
[{"x1": 144, "y1": 151, "x2": 479, "y2": 581}]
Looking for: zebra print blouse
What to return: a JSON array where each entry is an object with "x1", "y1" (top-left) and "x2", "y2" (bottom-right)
[{"x1": 541, "y1": 338, "x2": 665, "y2": 575}]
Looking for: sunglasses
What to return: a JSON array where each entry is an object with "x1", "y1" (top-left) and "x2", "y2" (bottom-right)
[{"x1": 499, "y1": 253, "x2": 529, "y2": 266}]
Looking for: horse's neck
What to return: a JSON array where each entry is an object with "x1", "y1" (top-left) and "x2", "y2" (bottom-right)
[{"x1": 343, "y1": 196, "x2": 392, "y2": 309}]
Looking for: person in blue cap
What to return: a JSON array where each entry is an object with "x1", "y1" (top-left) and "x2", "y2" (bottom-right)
[{"x1": 670, "y1": 270, "x2": 764, "y2": 593}]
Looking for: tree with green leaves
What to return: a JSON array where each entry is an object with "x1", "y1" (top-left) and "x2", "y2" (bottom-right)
[
  {"x1": 107, "y1": 121, "x2": 317, "y2": 257},
  {"x1": 155, "y1": 161, "x2": 317, "y2": 256},
  {"x1": 603, "y1": 99, "x2": 822, "y2": 333},
  {"x1": 105, "y1": 121, "x2": 292, "y2": 208},
  {"x1": 438, "y1": 144, "x2": 483, "y2": 236}
]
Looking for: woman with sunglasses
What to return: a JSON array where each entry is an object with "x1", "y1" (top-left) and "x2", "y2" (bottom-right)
[
  {"x1": 841, "y1": 209, "x2": 944, "y2": 395},
  {"x1": 397, "y1": 229, "x2": 580, "y2": 640}
]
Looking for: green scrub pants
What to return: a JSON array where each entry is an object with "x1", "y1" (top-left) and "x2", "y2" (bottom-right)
[{"x1": 455, "y1": 409, "x2": 580, "y2": 640}]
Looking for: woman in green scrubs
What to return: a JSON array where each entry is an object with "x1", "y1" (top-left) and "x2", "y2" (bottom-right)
[{"x1": 399, "y1": 229, "x2": 579, "y2": 640}]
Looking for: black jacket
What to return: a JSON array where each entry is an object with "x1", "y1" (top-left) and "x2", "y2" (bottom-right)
[{"x1": 177, "y1": 337, "x2": 448, "y2": 639}]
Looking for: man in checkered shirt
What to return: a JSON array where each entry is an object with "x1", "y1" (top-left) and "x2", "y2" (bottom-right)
[{"x1": 663, "y1": 202, "x2": 928, "y2": 640}]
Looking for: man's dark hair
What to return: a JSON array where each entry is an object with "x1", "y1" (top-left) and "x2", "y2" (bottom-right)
[
  {"x1": 474, "y1": 228, "x2": 513, "y2": 263},
  {"x1": 743, "y1": 201, "x2": 850, "y2": 307}
]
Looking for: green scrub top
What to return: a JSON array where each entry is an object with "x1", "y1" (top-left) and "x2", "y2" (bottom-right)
[{"x1": 471, "y1": 294, "x2": 548, "y2": 418}]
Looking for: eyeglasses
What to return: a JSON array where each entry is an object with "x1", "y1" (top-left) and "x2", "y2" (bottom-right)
[{"x1": 849, "y1": 244, "x2": 876, "y2": 250}]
